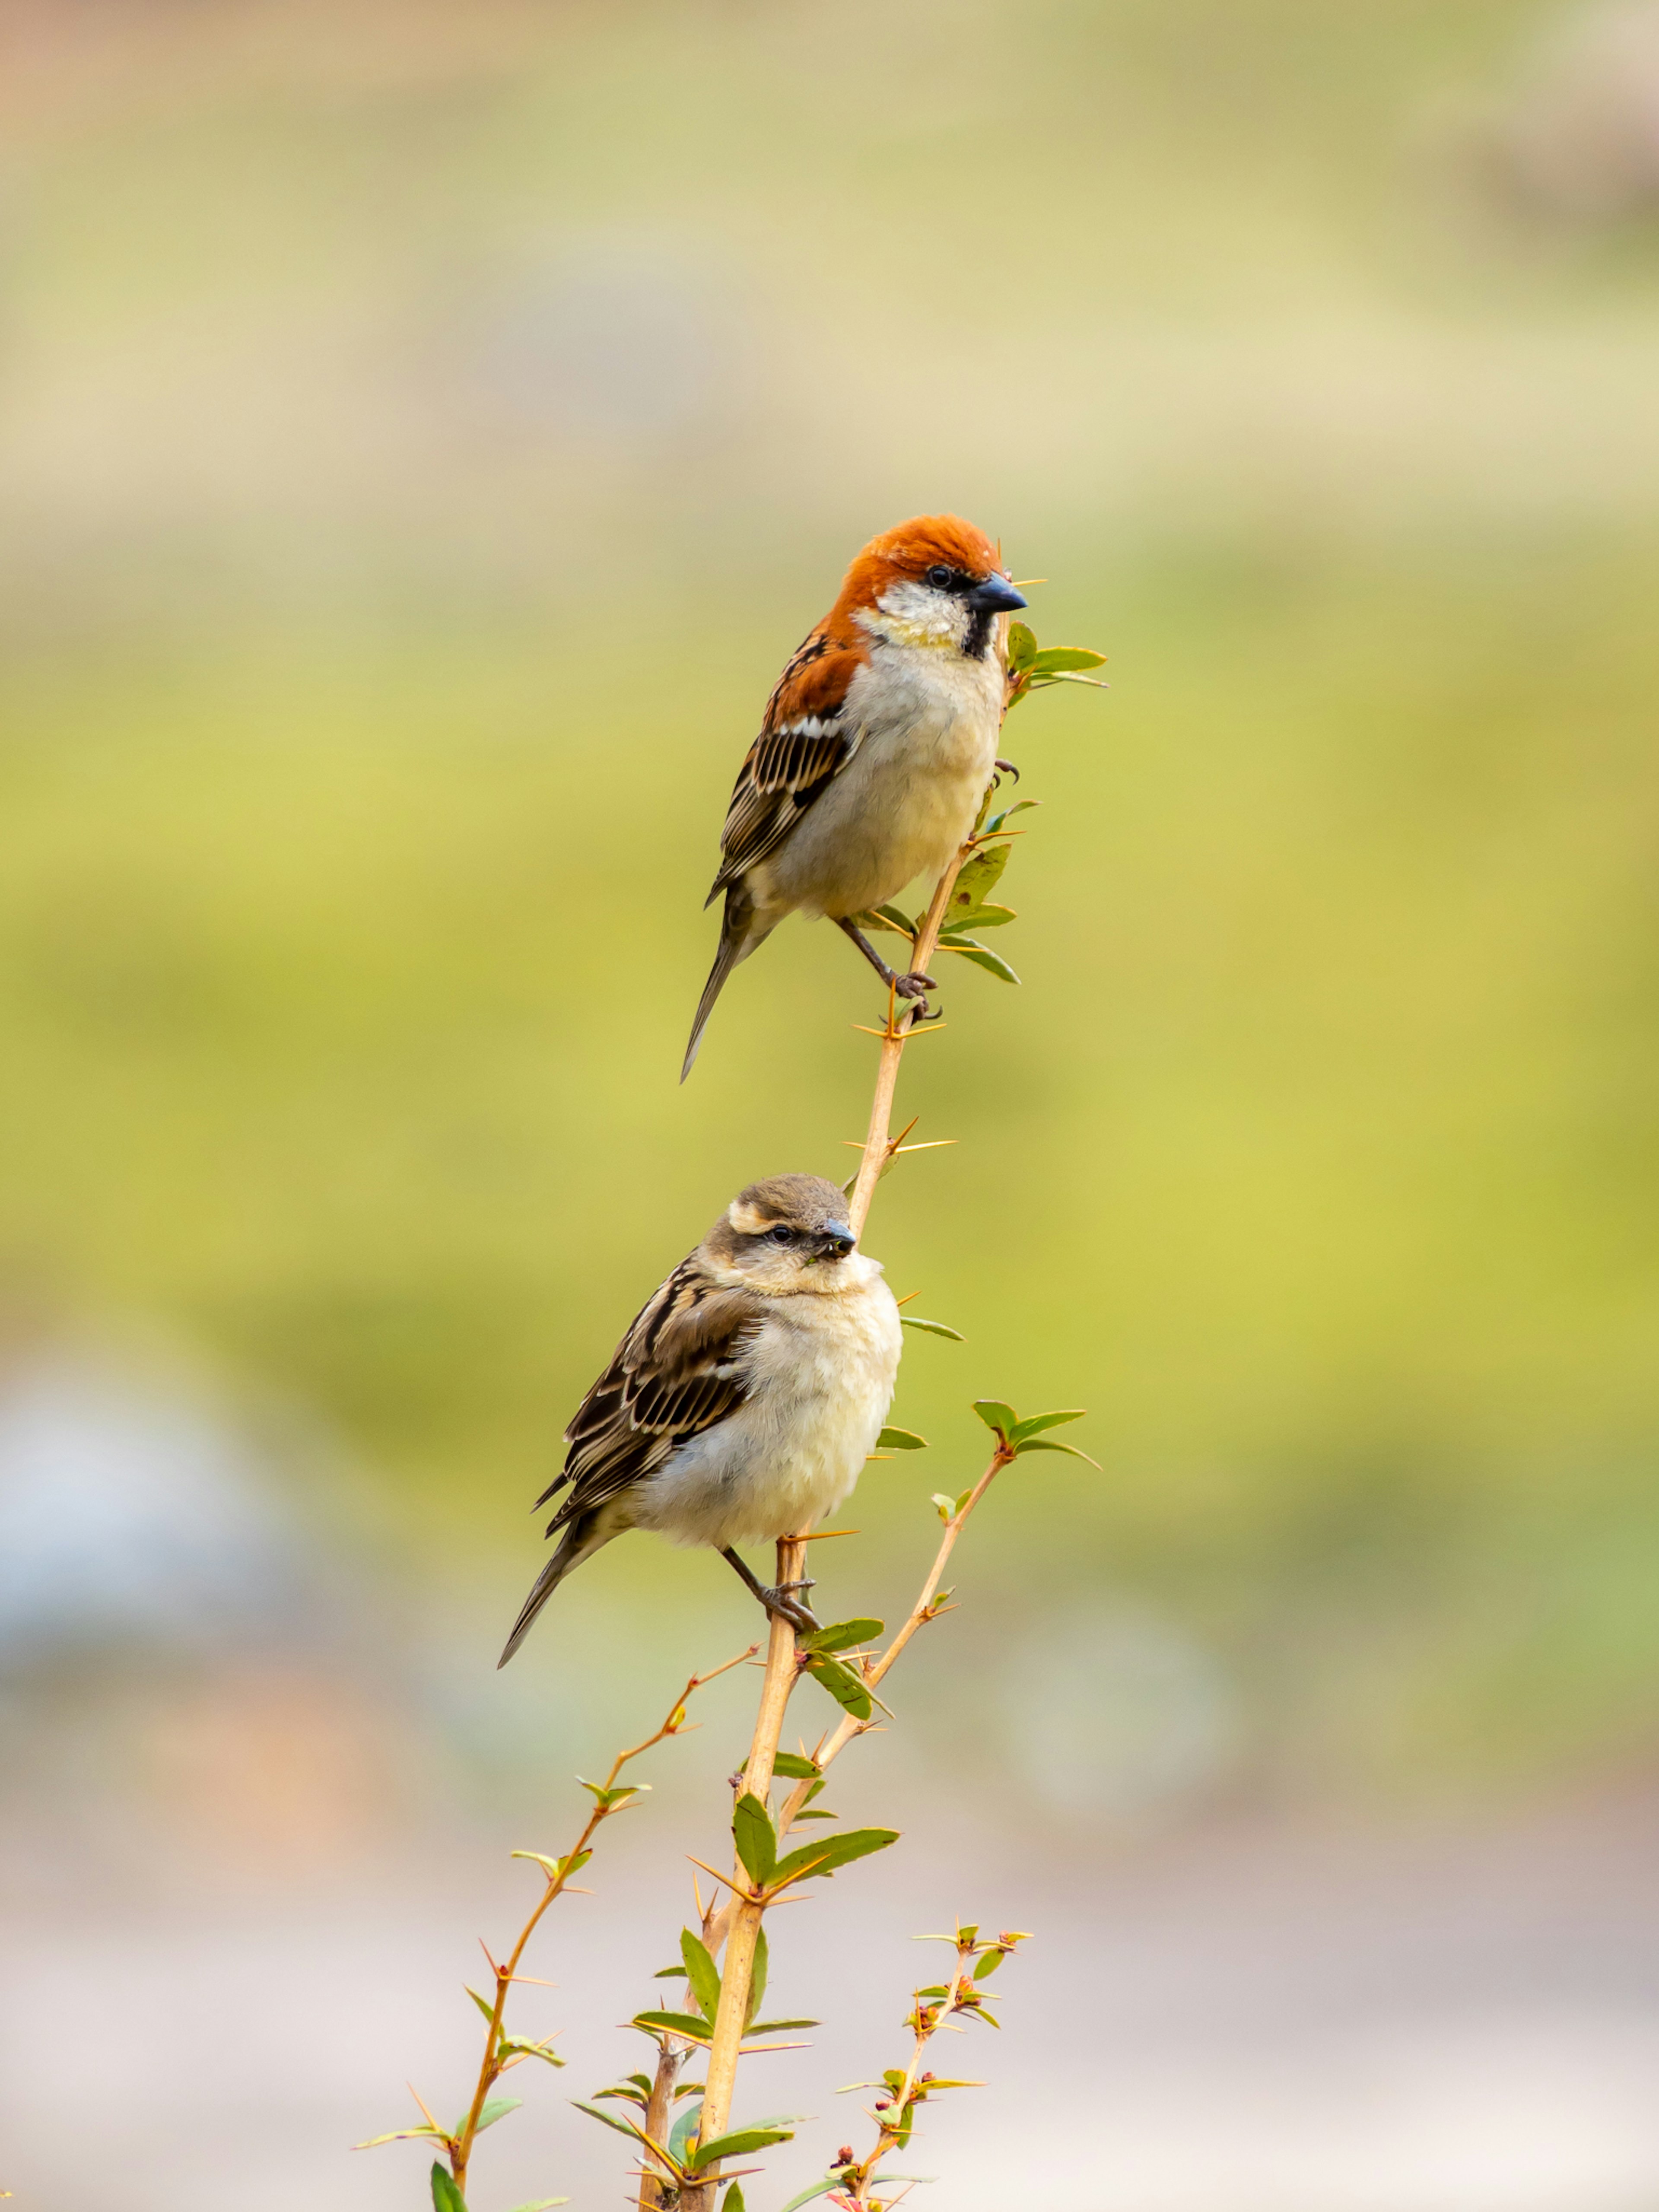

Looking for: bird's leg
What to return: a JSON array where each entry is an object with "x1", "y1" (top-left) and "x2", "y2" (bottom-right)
[
  {"x1": 835, "y1": 915, "x2": 937, "y2": 1007},
  {"x1": 720, "y1": 1546, "x2": 820, "y2": 1635}
]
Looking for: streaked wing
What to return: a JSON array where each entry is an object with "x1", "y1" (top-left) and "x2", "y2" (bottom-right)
[
  {"x1": 710, "y1": 625, "x2": 865, "y2": 896},
  {"x1": 536, "y1": 1257, "x2": 760, "y2": 1528},
  {"x1": 714, "y1": 718, "x2": 851, "y2": 889}
]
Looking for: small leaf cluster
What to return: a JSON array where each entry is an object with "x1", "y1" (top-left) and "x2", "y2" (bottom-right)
[
  {"x1": 628, "y1": 1923, "x2": 817, "y2": 2050},
  {"x1": 360, "y1": 2088, "x2": 537, "y2": 2172},
  {"x1": 970, "y1": 1399, "x2": 1100, "y2": 1468},
  {"x1": 797, "y1": 1617, "x2": 887, "y2": 1721},
  {"x1": 730, "y1": 1786, "x2": 897, "y2": 1901},
  {"x1": 353, "y1": 1654, "x2": 751, "y2": 2209},
  {"x1": 577, "y1": 2085, "x2": 805, "y2": 2197},
  {"x1": 786, "y1": 1927, "x2": 1030, "y2": 2212},
  {"x1": 855, "y1": 834, "x2": 1025, "y2": 989},
  {"x1": 1004, "y1": 620, "x2": 1106, "y2": 709}
]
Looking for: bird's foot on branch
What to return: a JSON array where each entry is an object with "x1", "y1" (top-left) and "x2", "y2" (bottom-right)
[
  {"x1": 893, "y1": 970, "x2": 937, "y2": 1004},
  {"x1": 758, "y1": 1578, "x2": 820, "y2": 1635}
]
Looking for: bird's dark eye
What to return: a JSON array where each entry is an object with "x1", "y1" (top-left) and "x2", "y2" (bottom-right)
[
  {"x1": 768, "y1": 1224, "x2": 795, "y2": 1244},
  {"x1": 926, "y1": 564, "x2": 954, "y2": 589}
]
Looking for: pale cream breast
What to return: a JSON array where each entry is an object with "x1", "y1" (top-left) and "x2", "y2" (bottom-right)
[
  {"x1": 758, "y1": 642, "x2": 1004, "y2": 923},
  {"x1": 634, "y1": 1259, "x2": 903, "y2": 1551}
]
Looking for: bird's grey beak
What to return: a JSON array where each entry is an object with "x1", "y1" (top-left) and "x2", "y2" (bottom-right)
[
  {"x1": 967, "y1": 575, "x2": 1027, "y2": 614},
  {"x1": 821, "y1": 1221, "x2": 856, "y2": 1258}
]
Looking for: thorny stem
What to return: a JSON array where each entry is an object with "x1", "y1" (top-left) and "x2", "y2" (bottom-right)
[
  {"x1": 674, "y1": 710, "x2": 1020, "y2": 2204},
  {"x1": 445, "y1": 1648, "x2": 755, "y2": 2194},
  {"x1": 668, "y1": 1440, "x2": 1013, "y2": 2209},
  {"x1": 677, "y1": 1544, "x2": 806, "y2": 2209},
  {"x1": 846, "y1": 644, "x2": 1020, "y2": 1240},
  {"x1": 845, "y1": 850, "x2": 969, "y2": 1242},
  {"x1": 635, "y1": 2049, "x2": 686, "y2": 2211},
  {"x1": 843, "y1": 1940, "x2": 980, "y2": 2209},
  {"x1": 774, "y1": 1442, "x2": 1013, "y2": 1840}
]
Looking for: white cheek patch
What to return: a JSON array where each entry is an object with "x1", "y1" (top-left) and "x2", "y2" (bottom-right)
[
  {"x1": 727, "y1": 1199, "x2": 776, "y2": 1236},
  {"x1": 858, "y1": 579, "x2": 965, "y2": 651}
]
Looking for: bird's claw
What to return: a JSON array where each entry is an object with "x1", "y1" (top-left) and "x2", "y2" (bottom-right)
[
  {"x1": 892, "y1": 970, "x2": 936, "y2": 1002},
  {"x1": 759, "y1": 1574, "x2": 818, "y2": 1633},
  {"x1": 760, "y1": 1580, "x2": 820, "y2": 1635},
  {"x1": 995, "y1": 757, "x2": 1020, "y2": 779}
]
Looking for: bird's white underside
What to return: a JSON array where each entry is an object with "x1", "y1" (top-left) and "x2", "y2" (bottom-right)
[
  {"x1": 743, "y1": 617, "x2": 1005, "y2": 934},
  {"x1": 626, "y1": 1252, "x2": 903, "y2": 1552}
]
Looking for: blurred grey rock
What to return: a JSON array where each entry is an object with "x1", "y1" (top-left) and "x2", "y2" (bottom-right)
[{"x1": 0, "y1": 1356, "x2": 311, "y2": 1668}]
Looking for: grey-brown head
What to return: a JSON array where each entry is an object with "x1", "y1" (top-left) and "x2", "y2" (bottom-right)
[{"x1": 704, "y1": 1173, "x2": 861, "y2": 1291}]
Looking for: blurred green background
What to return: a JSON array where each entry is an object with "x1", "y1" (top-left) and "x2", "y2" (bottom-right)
[{"x1": 4, "y1": 0, "x2": 1659, "y2": 1815}]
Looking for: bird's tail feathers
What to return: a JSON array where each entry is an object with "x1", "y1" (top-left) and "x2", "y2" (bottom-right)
[
  {"x1": 681, "y1": 884, "x2": 754, "y2": 1082},
  {"x1": 497, "y1": 1518, "x2": 601, "y2": 1668}
]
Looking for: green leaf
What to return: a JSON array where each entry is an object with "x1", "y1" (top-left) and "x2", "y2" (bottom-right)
[
  {"x1": 771, "y1": 1826, "x2": 899, "y2": 1885},
  {"x1": 747, "y1": 2017, "x2": 821, "y2": 2033},
  {"x1": 500, "y1": 2037, "x2": 564, "y2": 2067},
  {"x1": 931, "y1": 1491, "x2": 957, "y2": 1522},
  {"x1": 688, "y1": 2125, "x2": 798, "y2": 2171},
  {"x1": 745, "y1": 1923, "x2": 769, "y2": 2031},
  {"x1": 859, "y1": 902, "x2": 917, "y2": 938},
  {"x1": 594, "y1": 2078, "x2": 652, "y2": 2104},
  {"x1": 572, "y1": 2100, "x2": 661, "y2": 2149},
  {"x1": 1015, "y1": 1436, "x2": 1103, "y2": 1468},
  {"x1": 947, "y1": 901, "x2": 1016, "y2": 930},
  {"x1": 1029, "y1": 667, "x2": 1106, "y2": 690},
  {"x1": 510, "y1": 1848, "x2": 591, "y2": 1880},
  {"x1": 465, "y1": 1984, "x2": 496, "y2": 2024},
  {"x1": 680, "y1": 1928, "x2": 723, "y2": 2023},
  {"x1": 946, "y1": 847, "x2": 1010, "y2": 920},
  {"x1": 1010, "y1": 1408, "x2": 1087, "y2": 1440},
  {"x1": 1030, "y1": 645, "x2": 1106, "y2": 671},
  {"x1": 938, "y1": 941, "x2": 1020, "y2": 984},
  {"x1": 791, "y1": 1808, "x2": 837, "y2": 1820},
  {"x1": 431, "y1": 2164, "x2": 467, "y2": 2212},
  {"x1": 631, "y1": 2010, "x2": 714, "y2": 2040},
  {"x1": 721, "y1": 2189, "x2": 747, "y2": 2212},
  {"x1": 732, "y1": 1792, "x2": 777, "y2": 1887},
  {"x1": 899, "y1": 1315, "x2": 965, "y2": 1341},
  {"x1": 668, "y1": 2100, "x2": 704, "y2": 2162},
  {"x1": 770, "y1": 1751, "x2": 822, "y2": 1780},
  {"x1": 984, "y1": 798, "x2": 1040, "y2": 834},
  {"x1": 803, "y1": 1652, "x2": 872, "y2": 1721},
  {"x1": 470, "y1": 2096, "x2": 521, "y2": 2135},
  {"x1": 578, "y1": 1779, "x2": 646, "y2": 1810},
  {"x1": 974, "y1": 1948, "x2": 1006, "y2": 1977},
  {"x1": 972, "y1": 1399, "x2": 1020, "y2": 1442},
  {"x1": 803, "y1": 1618, "x2": 884, "y2": 1655},
  {"x1": 875, "y1": 1425, "x2": 928, "y2": 1451},
  {"x1": 1006, "y1": 621, "x2": 1038, "y2": 672}
]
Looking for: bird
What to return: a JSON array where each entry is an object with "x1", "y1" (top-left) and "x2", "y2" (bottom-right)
[
  {"x1": 681, "y1": 514, "x2": 1027, "y2": 1079},
  {"x1": 499, "y1": 1173, "x2": 903, "y2": 1665}
]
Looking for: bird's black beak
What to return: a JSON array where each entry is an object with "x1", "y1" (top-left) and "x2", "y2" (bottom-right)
[
  {"x1": 820, "y1": 1221, "x2": 856, "y2": 1259},
  {"x1": 967, "y1": 575, "x2": 1027, "y2": 614}
]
